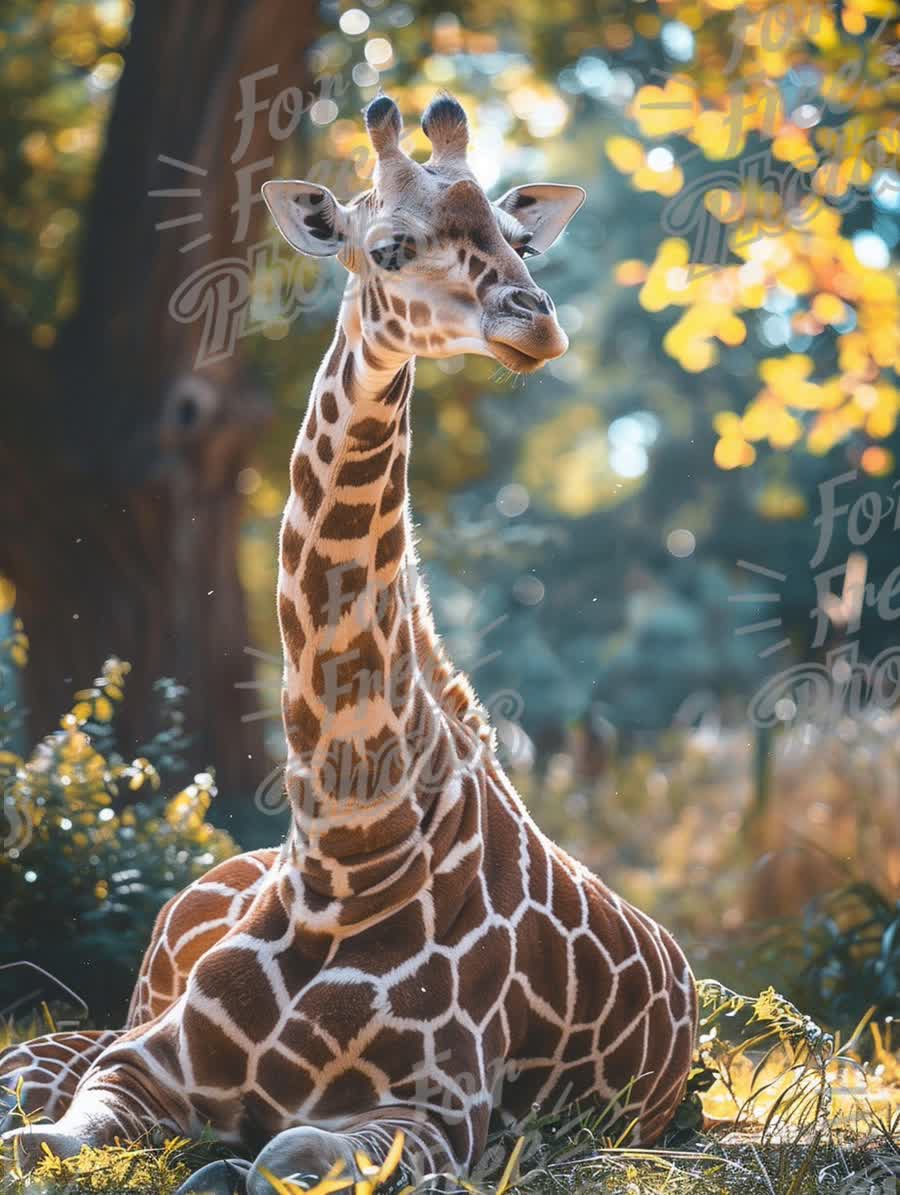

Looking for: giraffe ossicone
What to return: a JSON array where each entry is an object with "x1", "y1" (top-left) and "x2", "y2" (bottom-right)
[{"x1": 1, "y1": 94, "x2": 697, "y2": 1194}]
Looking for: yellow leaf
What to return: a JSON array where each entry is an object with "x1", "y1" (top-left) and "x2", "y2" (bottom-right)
[
  {"x1": 605, "y1": 135, "x2": 644, "y2": 175},
  {"x1": 0, "y1": 576, "x2": 15, "y2": 615},
  {"x1": 374, "y1": 1131, "x2": 405, "y2": 1186},
  {"x1": 496, "y1": 1136, "x2": 525, "y2": 1195}
]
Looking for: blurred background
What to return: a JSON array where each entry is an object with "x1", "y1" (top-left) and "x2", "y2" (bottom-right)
[{"x1": 1, "y1": 0, "x2": 899, "y2": 1028}]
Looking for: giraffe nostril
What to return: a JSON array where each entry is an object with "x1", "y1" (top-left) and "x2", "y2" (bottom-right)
[{"x1": 506, "y1": 288, "x2": 551, "y2": 317}]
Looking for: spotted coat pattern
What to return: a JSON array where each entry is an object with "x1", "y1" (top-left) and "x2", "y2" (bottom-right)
[{"x1": 1, "y1": 93, "x2": 696, "y2": 1189}]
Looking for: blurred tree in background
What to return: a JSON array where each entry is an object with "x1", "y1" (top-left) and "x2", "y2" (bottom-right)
[{"x1": 1, "y1": 0, "x2": 899, "y2": 803}]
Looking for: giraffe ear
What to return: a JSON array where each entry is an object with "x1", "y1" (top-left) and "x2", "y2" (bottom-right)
[
  {"x1": 262, "y1": 180, "x2": 351, "y2": 257},
  {"x1": 494, "y1": 184, "x2": 586, "y2": 254}
]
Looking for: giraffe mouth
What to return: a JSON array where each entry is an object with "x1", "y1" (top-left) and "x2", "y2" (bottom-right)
[{"x1": 486, "y1": 339, "x2": 546, "y2": 374}]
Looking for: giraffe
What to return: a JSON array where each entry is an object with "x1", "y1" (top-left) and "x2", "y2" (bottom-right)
[{"x1": 1, "y1": 95, "x2": 697, "y2": 1193}]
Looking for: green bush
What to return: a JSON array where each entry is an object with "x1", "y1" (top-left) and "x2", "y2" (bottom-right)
[{"x1": 0, "y1": 638, "x2": 238, "y2": 1023}]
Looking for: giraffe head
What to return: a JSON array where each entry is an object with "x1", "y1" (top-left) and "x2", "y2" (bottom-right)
[{"x1": 262, "y1": 94, "x2": 585, "y2": 373}]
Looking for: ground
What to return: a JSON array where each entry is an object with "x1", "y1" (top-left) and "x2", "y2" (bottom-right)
[{"x1": 1, "y1": 985, "x2": 898, "y2": 1195}]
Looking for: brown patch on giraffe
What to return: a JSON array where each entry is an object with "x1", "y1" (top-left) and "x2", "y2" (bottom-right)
[
  {"x1": 300, "y1": 546, "x2": 334, "y2": 630},
  {"x1": 318, "y1": 738, "x2": 368, "y2": 802},
  {"x1": 257, "y1": 1048, "x2": 315, "y2": 1107},
  {"x1": 346, "y1": 846, "x2": 407, "y2": 895},
  {"x1": 146, "y1": 946, "x2": 175, "y2": 995},
  {"x1": 317, "y1": 435, "x2": 334, "y2": 464},
  {"x1": 349, "y1": 416, "x2": 393, "y2": 450},
  {"x1": 442, "y1": 676, "x2": 471, "y2": 717},
  {"x1": 301, "y1": 981, "x2": 377, "y2": 1049},
  {"x1": 361, "y1": 1027, "x2": 424, "y2": 1084},
  {"x1": 280, "y1": 1018, "x2": 335, "y2": 1070},
  {"x1": 375, "y1": 518, "x2": 405, "y2": 570},
  {"x1": 617, "y1": 956, "x2": 653, "y2": 1013},
  {"x1": 342, "y1": 349, "x2": 356, "y2": 396},
  {"x1": 373, "y1": 277, "x2": 388, "y2": 310},
  {"x1": 420, "y1": 722, "x2": 454, "y2": 792},
  {"x1": 143, "y1": 1030, "x2": 185, "y2": 1086},
  {"x1": 275, "y1": 925, "x2": 331, "y2": 995},
  {"x1": 192, "y1": 1092, "x2": 238, "y2": 1131},
  {"x1": 307, "y1": 407, "x2": 318, "y2": 439},
  {"x1": 458, "y1": 926, "x2": 512, "y2": 1024},
  {"x1": 390, "y1": 294, "x2": 407, "y2": 319},
  {"x1": 320, "y1": 390, "x2": 339, "y2": 423},
  {"x1": 385, "y1": 318, "x2": 404, "y2": 340},
  {"x1": 279, "y1": 594, "x2": 305, "y2": 670},
  {"x1": 476, "y1": 267, "x2": 499, "y2": 300},
  {"x1": 337, "y1": 443, "x2": 393, "y2": 487},
  {"x1": 314, "y1": 1068, "x2": 379, "y2": 1119},
  {"x1": 434, "y1": 1018, "x2": 479, "y2": 1084},
  {"x1": 283, "y1": 692, "x2": 320, "y2": 752},
  {"x1": 364, "y1": 722, "x2": 405, "y2": 788},
  {"x1": 483, "y1": 798, "x2": 525, "y2": 918},
  {"x1": 603, "y1": 1015, "x2": 650, "y2": 1102},
  {"x1": 167, "y1": 890, "x2": 230, "y2": 944},
  {"x1": 241, "y1": 884, "x2": 291, "y2": 943},
  {"x1": 379, "y1": 453, "x2": 406, "y2": 514},
  {"x1": 281, "y1": 523, "x2": 305, "y2": 575},
  {"x1": 324, "y1": 329, "x2": 345, "y2": 377},
  {"x1": 320, "y1": 500, "x2": 375, "y2": 541},
  {"x1": 183, "y1": 1005, "x2": 247, "y2": 1087},
  {"x1": 375, "y1": 331, "x2": 398, "y2": 352},
  {"x1": 320, "y1": 802, "x2": 417, "y2": 869},
  {"x1": 515, "y1": 907, "x2": 568, "y2": 1018},
  {"x1": 669, "y1": 977, "x2": 688, "y2": 1021},
  {"x1": 506, "y1": 1062, "x2": 554, "y2": 1112},
  {"x1": 362, "y1": 338, "x2": 386, "y2": 371},
  {"x1": 340, "y1": 853, "x2": 429, "y2": 923},
  {"x1": 378, "y1": 368, "x2": 410, "y2": 406},
  {"x1": 526, "y1": 829, "x2": 548, "y2": 905},
  {"x1": 387, "y1": 622, "x2": 414, "y2": 713},
  {"x1": 291, "y1": 454, "x2": 323, "y2": 517},
  {"x1": 312, "y1": 631, "x2": 384, "y2": 711},
  {"x1": 342, "y1": 898, "x2": 427, "y2": 976},
  {"x1": 426, "y1": 774, "x2": 478, "y2": 864},
  {"x1": 468, "y1": 255, "x2": 486, "y2": 280},
  {"x1": 551, "y1": 860, "x2": 583, "y2": 929},
  {"x1": 388, "y1": 952, "x2": 454, "y2": 1018},
  {"x1": 441, "y1": 880, "x2": 489, "y2": 948},
  {"x1": 565, "y1": 1027, "x2": 594, "y2": 1060},
  {"x1": 239, "y1": 1090, "x2": 290, "y2": 1151},
  {"x1": 410, "y1": 333, "x2": 429, "y2": 352},
  {"x1": 571, "y1": 933, "x2": 615, "y2": 1023},
  {"x1": 554, "y1": 1058, "x2": 598, "y2": 1106},
  {"x1": 428, "y1": 334, "x2": 445, "y2": 350},
  {"x1": 195, "y1": 947, "x2": 280, "y2": 1043}
]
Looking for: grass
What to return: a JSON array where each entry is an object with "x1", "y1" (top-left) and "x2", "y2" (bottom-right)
[{"x1": 1, "y1": 983, "x2": 898, "y2": 1195}]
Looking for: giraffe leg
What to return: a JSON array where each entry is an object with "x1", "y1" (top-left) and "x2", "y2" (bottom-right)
[
  {"x1": 168, "y1": 1115, "x2": 457, "y2": 1195},
  {"x1": 241, "y1": 1115, "x2": 457, "y2": 1195},
  {"x1": 0, "y1": 855, "x2": 277, "y2": 1171},
  {"x1": 171, "y1": 1157, "x2": 252, "y2": 1195},
  {"x1": 0, "y1": 1030, "x2": 119, "y2": 1134}
]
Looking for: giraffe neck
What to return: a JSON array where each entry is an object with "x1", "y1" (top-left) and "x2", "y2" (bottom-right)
[{"x1": 277, "y1": 278, "x2": 489, "y2": 923}]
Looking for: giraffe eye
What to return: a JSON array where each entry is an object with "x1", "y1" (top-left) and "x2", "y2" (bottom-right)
[
  {"x1": 513, "y1": 242, "x2": 537, "y2": 259},
  {"x1": 369, "y1": 233, "x2": 418, "y2": 271}
]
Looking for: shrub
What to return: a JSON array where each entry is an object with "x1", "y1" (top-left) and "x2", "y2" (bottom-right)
[{"x1": 0, "y1": 637, "x2": 237, "y2": 1023}]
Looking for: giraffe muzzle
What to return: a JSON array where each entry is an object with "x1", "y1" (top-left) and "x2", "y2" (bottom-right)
[{"x1": 483, "y1": 286, "x2": 569, "y2": 371}]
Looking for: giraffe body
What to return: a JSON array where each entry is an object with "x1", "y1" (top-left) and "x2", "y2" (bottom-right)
[{"x1": 1, "y1": 95, "x2": 696, "y2": 1191}]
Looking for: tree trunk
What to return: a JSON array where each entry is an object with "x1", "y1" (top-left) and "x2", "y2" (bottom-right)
[{"x1": 0, "y1": 0, "x2": 318, "y2": 798}]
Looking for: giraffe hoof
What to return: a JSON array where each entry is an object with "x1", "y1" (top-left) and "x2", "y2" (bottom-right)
[
  {"x1": 247, "y1": 1127, "x2": 359, "y2": 1195},
  {"x1": 1, "y1": 1125, "x2": 83, "y2": 1172},
  {"x1": 174, "y1": 1157, "x2": 251, "y2": 1195}
]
